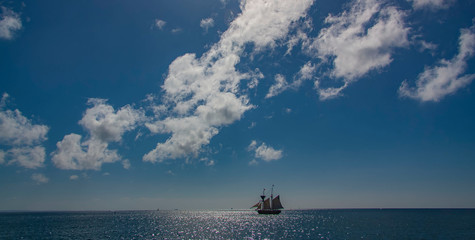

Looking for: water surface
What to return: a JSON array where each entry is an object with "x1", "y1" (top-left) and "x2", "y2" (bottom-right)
[{"x1": 1, "y1": 209, "x2": 474, "y2": 239}]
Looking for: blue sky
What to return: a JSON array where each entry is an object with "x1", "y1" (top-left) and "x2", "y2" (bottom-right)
[{"x1": 1, "y1": 0, "x2": 475, "y2": 210}]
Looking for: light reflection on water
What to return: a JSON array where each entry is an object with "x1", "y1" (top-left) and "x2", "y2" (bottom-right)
[{"x1": 1, "y1": 209, "x2": 475, "y2": 239}]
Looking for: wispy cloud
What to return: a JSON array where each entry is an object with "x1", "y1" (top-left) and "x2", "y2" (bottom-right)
[
  {"x1": 171, "y1": 28, "x2": 182, "y2": 34},
  {"x1": 52, "y1": 99, "x2": 144, "y2": 170},
  {"x1": 409, "y1": 0, "x2": 454, "y2": 10},
  {"x1": 200, "y1": 17, "x2": 215, "y2": 33},
  {"x1": 265, "y1": 61, "x2": 317, "y2": 98},
  {"x1": 0, "y1": 93, "x2": 48, "y2": 169},
  {"x1": 154, "y1": 19, "x2": 166, "y2": 30},
  {"x1": 0, "y1": 6, "x2": 22, "y2": 40},
  {"x1": 122, "y1": 159, "x2": 131, "y2": 169},
  {"x1": 266, "y1": 74, "x2": 289, "y2": 98},
  {"x1": 399, "y1": 21, "x2": 475, "y2": 101},
  {"x1": 144, "y1": 0, "x2": 313, "y2": 163},
  {"x1": 31, "y1": 173, "x2": 49, "y2": 184}
]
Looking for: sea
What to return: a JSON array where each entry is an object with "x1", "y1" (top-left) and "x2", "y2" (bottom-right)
[{"x1": 1, "y1": 209, "x2": 474, "y2": 239}]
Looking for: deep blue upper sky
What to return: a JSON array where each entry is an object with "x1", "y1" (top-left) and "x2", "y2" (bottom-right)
[{"x1": 1, "y1": 0, "x2": 475, "y2": 210}]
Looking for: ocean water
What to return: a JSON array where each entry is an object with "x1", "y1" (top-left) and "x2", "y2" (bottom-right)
[{"x1": 1, "y1": 209, "x2": 474, "y2": 239}]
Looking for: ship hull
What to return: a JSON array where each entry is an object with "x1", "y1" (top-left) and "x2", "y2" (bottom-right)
[{"x1": 257, "y1": 209, "x2": 281, "y2": 214}]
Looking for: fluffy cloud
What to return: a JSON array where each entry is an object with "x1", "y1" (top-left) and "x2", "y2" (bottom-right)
[
  {"x1": 6, "y1": 146, "x2": 46, "y2": 169},
  {"x1": 409, "y1": 0, "x2": 453, "y2": 10},
  {"x1": 0, "y1": 93, "x2": 48, "y2": 169},
  {"x1": 154, "y1": 19, "x2": 166, "y2": 30},
  {"x1": 31, "y1": 173, "x2": 49, "y2": 184},
  {"x1": 52, "y1": 99, "x2": 144, "y2": 170},
  {"x1": 52, "y1": 134, "x2": 120, "y2": 170},
  {"x1": 248, "y1": 140, "x2": 283, "y2": 162},
  {"x1": 144, "y1": 0, "x2": 313, "y2": 163},
  {"x1": 0, "y1": 94, "x2": 48, "y2": 146},
  {"x1": 309, "y1": 0, "x2": 409, "y2": 100},
  {"x1": 0, "y1": 6, "x2": 22, "y2": 40},
  {"x1": 79, "y1": 99, "x2": 142, "y2": 142},
  {"x1": 200, "y1": 18, "x2": 215, "y2": 32},
  {"x1": 399, "y1": 22, "x2": 475, "y2": 102},
  {"x1": 69, "y1": 175, "x2": 79, "y2": 180}
]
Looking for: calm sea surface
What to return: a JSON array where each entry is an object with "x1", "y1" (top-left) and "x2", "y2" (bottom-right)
[{"x1": 1, "y1": 209, "x2": 474, "y2": 239}]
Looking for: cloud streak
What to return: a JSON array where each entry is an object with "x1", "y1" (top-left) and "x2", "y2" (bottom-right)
[
  {"x1": 409, "y1": 0, "x2": 454, "y2": 10},
  {"x1": 399, "y1": 21, "x2": 475, "y2": 102}
]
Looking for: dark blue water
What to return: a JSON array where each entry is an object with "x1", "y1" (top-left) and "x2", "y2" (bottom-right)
[{"x1": 1, "y1": 209, "x2": 474, "y2": 239}]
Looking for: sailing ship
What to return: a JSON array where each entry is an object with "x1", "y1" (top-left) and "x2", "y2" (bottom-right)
[{"x1": 251, "y1": 185, "x2": 283, "y2": 214}]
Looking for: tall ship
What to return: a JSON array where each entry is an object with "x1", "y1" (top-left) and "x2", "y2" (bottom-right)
[{"x1": 251, "y1": 185, "x2": 284, "y2": 214}]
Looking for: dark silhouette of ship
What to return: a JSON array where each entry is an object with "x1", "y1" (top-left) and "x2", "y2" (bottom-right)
[{"x1": 251, "y1": 185, "x2": 283, "y2": 214}]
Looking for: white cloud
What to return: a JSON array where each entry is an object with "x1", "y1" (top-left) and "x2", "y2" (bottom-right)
[
  {"x1": 314, "y1": 81, "x2": 349, "y2": 100},
  {"x1": 122, "y1": 159, "x2": 131, "y2": 169},
  {"x1": 200, "y1": 18, "x2": 215, "y2": 32},
  {"x1": 248, "y1": 159, "x2": 259, "y2": 166},
  {"x1": 79, "y1": 98, "x2": 143, "y2": 142},
  {"x1": 0, "y1": 93, "x2": 48, "y2": 169},
  {"x1": 69, "y1": 175, "x2": 79, "y2": 180},
  {"x1": 52, "y1": 99, "x2": 144, "y2": 170},
  {"x1": 144, "y1": 0, "x2": 313, "y2": 163},
  {"x1": 266, "y1": 74, "x2": 289, "y2": 98},
  {"x1": 31, "y1": 173, "x2": 49, "y2": 184},
  {"x1": 154, "y1": 19, "x2": 166, "y2": 30},
  {"x1": 409, "y1": 0, "x2": 453, "y2": 10},
  {"x1": 7, "y1": 146, "x2": 46, "y2": 169},
  {"x1": 0, "y1": 6, "x2": 22, "y2": 40},
  {"x1": 419, "y1": 40, "x2": 438, "y2": 53},
  {"x1": 247, "y1": 140, "x2": 283, "y2": 162},
  {"x1": 399, "y1": 22, "x2": 475, "y2": 102},
  {"x1": 255, "y1": 143, "x2": 283, "y2": 162},
  {"x1": 52, "y1": 134, "x2": 120, "y2": 170},
  {"x1": 265, "y1": 62, "x2": 317, "y2": 98},
  {"x1": 309, "y1": 0, "x2": 409, "y2": 100},
  {"x1": 0, "y1": 94, "x2": 48, "y2": 146},
  {"x1": 171, "y1": 28, "x2": 182, "y2": 33},
  {"x1": 247, "y1": 140, "x2": 258, "y2": 151},
  {"x1": 295, "y1": 61, "x2": 316, "y2": 86},
  {"x1": 200, "y1": 157, "x2": 215, "y2": 166}
]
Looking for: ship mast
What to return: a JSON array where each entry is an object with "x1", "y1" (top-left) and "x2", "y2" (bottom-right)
[
  {"x1": 260, "y1": 188, "x2": 266, "y2": 210},
  {"x1": 270, "y1": 184, "x2": 274, "y2": 209}
]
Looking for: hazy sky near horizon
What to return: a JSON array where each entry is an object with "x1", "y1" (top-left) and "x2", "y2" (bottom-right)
[{"x1": 1, "y1": 0, "x2": 475, "y2": 210}]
